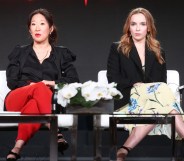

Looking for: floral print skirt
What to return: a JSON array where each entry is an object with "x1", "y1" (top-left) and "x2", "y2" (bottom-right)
[{"x1": 117, "y1": 82, "x2": 183, "y2": 139}]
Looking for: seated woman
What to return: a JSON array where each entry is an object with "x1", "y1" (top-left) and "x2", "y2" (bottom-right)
[
  {"x1": 5, "y1": 8, "x2": 79, "y2": 161},
  {"x1": 107, "y1": 7, "x2": 184, "y2": 161}
]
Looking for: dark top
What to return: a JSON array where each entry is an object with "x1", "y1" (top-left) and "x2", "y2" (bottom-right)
[
  {"x1": 107, "y1": 42, "x2": 166, "y2": 110},
  {"x1": 6, "y1": 44, "x2": 79, "y2": 90}
]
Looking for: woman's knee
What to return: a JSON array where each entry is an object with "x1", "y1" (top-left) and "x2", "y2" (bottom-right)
[
  {"x1": 22, "y1": 99, "x2": 39, "y2": 114},
  {"x1": 170, "y1": 109, "x2": 179, "y2": 114},
  {"x1": 33, "y1": 82, "x2": 52, "y2": 95},
  {"x1": 34, "y1": 82, "x2": 48, "y2": 90}
]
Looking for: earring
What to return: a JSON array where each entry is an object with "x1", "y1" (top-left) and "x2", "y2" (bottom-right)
[{"x1": 146, "y1": 32, "x2": 150, "y2": 39}]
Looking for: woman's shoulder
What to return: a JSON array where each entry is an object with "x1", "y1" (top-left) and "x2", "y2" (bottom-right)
[
  {"x1": 8, "y1": 44, "x2": 31, "y2": 60},
  {"x1": 12, "y1": 44, "x2": 31, "y2": 50},
  {"x1": 111, "y1": 41, "x2": 120, "y2": 48},
  {"x1": 54, "y1": 45, "x2": 69, "y2": 51},
  {"x1": 53, "y1": 45, "x2": 76, "y2": 62},
  {"x1": 109, "y1": 41, "x2": 122, "y2": 55}
]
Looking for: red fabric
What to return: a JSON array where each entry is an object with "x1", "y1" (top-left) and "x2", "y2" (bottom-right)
[{"x1": 5, "y1": 82, "x2": 52, "y2": 142}]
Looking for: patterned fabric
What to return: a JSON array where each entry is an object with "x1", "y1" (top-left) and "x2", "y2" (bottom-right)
[{"x1": 117, "y1": 82, "x2": 183, "y2": 139}]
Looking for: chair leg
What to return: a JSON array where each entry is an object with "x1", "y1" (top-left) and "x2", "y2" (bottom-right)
[
  {"x1": 171, "y1": 116, "x2": 176, "y2": 160},
  {"x1": 70, "y1": 115, "x2": 78, "y2": 161},
  {"x1": 175, "y1": 140, "x2": 184, "y2": 161},
  {"x1": 94, "y1": 126, "x2": 102, "y2": 161},
  {"x1": 93, "y1": 115, "x2": 103, "y2": 161},
  {"x1": 109, "y1": 117, "x2": 117, "y2": 161}
]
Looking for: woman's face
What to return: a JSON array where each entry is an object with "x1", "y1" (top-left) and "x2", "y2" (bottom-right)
[
  {"x1": 29, "y1": 13, "x2": 53, "y2": 44},
  {"x1": 129, "y1": 13, "x2": 148, "y2": 43}
]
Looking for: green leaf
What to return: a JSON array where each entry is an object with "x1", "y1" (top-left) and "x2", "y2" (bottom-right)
[
  {"x1": 57, "y1": 83, "x2": 66, "y2": 89},
  {"x1": 113, "y1": 95, "x2": 121, "y2": 100},
  {"x1": 69, "y1": 89, "x2": 99, "y2": 107}
]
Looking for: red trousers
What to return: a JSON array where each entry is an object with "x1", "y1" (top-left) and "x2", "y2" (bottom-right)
[{"x1": 5, "y1": 82, "x2": 52, "y2": 143}]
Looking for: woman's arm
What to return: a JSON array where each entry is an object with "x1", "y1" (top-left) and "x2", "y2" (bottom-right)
[
  {"x1": 6, "y1": 46, "x2": 29, "y2": 90},
  {"x1": 107, "y1": 43, "x2": 136, "y2": 92},
  {"x1": 54, "y1": 47, "x2": 79, "y2": 84}
]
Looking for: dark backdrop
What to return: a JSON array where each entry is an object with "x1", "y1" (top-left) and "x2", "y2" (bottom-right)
[{"x1": 0, "y1": 0, "x2": 184, "y2": 129}]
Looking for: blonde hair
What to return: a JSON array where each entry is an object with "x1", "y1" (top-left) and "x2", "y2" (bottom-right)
[{"x1": 118, "y1": 7, "x2": 164, "y2": 64}]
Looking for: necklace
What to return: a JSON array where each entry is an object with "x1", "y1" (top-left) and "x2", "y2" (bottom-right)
[
  {"x1": 37, "y1": 50, "x2": 49, "y2": 62},
  {"x1": 33, "y1": 45, "x2": 50, "y2": 63}
]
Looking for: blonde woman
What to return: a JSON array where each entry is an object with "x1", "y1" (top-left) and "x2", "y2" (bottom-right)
[{"x1": 107, "y1": 7, "x2": 184, "y2": 161}]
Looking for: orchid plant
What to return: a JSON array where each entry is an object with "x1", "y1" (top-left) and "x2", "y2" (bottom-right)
[{"x1": 57, "y1": 80, "x2": 123, "y2": 108}]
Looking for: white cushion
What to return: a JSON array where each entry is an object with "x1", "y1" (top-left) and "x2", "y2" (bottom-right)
[
  {"x1": 0, "y1": 70, "x2": 10, "y2": 111},
  {"x1": 0, "y1": 92, "x2": 4, "y2": 112},
  {"x1": 167, "y1": 70, "x2": 180, "y2": 104},
  {"x1": 0, "y1": 70, "x2": 19, "y2": 127},
  {"x1": 57, "y1": 114, "x2": 75, "y2": 127},
  {"x1": 97, "y1": 70, "x2": 108, "y2": 84}
]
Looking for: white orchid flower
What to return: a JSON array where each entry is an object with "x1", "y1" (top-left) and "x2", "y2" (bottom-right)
[
  {"x1": 56, "y1": 80, "x2": 123, "y2": 107},
  {"x1": 108, "y1": 87, "x2": 123, "y2": 99},
  {"x1": 69, "y1": 82, "x2": 82, "y2": 88},
  {"x1": 58, "y1": 84, "x2": 78, "y2": 99},
  {"x1": 81, "y1": 81, "x2": 98, "y2": 100},
  {"x1": 81, "y1": 81, "x2": 98, "y2": 101},
  {"x1": 103, "y1": 93, "x2": 113, "y2": 100},
  {"x1": 82, "y1": 80, "x2": 94, "y2": 87},
  {"x1": 57, "y1": 83, "x2": 80, "y2": 107},
  {"x1": 57, "y1": 91, "x2": 70, "y2": 107},
  {"x1": 106, "y1": 82, "x2": 117, "y2": 88},
  {"x1": 81, "y1": 82, "x2": 108, "y2": 101}
]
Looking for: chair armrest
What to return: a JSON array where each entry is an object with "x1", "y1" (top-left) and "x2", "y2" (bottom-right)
[
  {"x1": 52, "y1": 85, "x2": 66, "y2": 114},
  {"x1": 178, "y1": 85, "x2": 184, "y2": 94}
]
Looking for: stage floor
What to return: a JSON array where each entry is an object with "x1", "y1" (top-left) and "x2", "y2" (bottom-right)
[{"x1": 1, "y1": 130, "x2": 183, "y2": 161}]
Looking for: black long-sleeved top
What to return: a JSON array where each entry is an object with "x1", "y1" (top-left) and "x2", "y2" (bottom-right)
[
  {"x1": 6, "y1": 44, "x2": 79, "y2": 90},
  {"x1": 107, "y1": 42, "x2": 166, "y2": 110}
]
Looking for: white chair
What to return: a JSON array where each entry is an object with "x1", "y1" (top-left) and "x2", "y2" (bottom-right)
[
  {"x1": 94, "y1": 70, "x2": 184, "y2": 160},
  {"x1": 0, "y1": 70, "x2": 78, "y2": 161}
]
